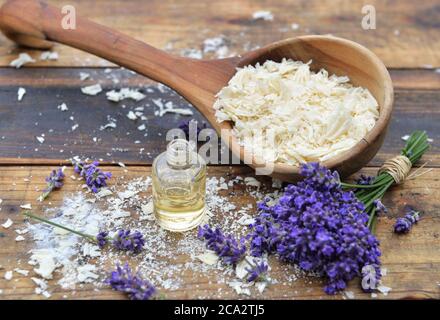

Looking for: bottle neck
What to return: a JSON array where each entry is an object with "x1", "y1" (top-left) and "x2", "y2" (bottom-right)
[{"x1": 166, "y1": 139, "x2": 196, "y2": 168}]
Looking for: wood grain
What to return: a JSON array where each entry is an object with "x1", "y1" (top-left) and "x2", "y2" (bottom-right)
[
  {"x1": 0, "y1": 166, "x2": 439, "y2": 300},
  {"x1": 0, "y1": 68, "x2": 437, "y2": 167},
  {"x1": 0, "y1": 0, "x2": 439, "y2": 68}
]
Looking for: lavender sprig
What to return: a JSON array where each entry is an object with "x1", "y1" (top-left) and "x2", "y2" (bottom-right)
[
  {"x1": 72, "y1": 159, "x2": 112, "y2": 193},
  {"x1": 394, "y1": 210, "x2": 421, "y2": 234},
  {"x1": 198, "y1": 225, "x2": 246, "y2": 265},
  {"x1": 341, "y1": 130, "x2": 430, "y2": 230},
  {"x1": 23, "y1": 212, "x2": 145, "y2": 254},
  {"x1": 107, "y1": 263, "x2": 156, "y2": 300},
  {"x1": 245, "y1": 259, "x2": 268, "y2": 283},
  {"x1": 39, "y1": 168, "x2": 65, "y2": 201}
]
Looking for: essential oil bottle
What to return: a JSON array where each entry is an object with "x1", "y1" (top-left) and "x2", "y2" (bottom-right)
[{"x1": 152, "y1": 139, "x2": 207, "y2": 232}]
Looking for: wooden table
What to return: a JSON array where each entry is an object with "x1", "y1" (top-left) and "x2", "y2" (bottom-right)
[{"x1": 0, "y1": 0, "x2": 439, "y2": 300}]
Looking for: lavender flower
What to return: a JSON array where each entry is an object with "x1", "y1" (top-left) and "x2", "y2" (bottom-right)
[
  {"x1": 356, "y1": 174, "x2": 374, "y2": 186},
  {"x1": 249, "y1": 163, "x2": 381, "y2": 295},
  {"x1": 96, "y1": 231, "x2": 109, "y2": 248},
  {"x1": 394, "y1": 210, "x2": 420, "y2": 234},
  {"x1": 39, "y1": 168, "x2": 65, "y2": 201},
  {"x1": 198, "y1": 225, "x2": 246, "y2": 265},
  {"x1": 112, "y1": 229, "x2": 145, "y2": 253},
  {"x1": 246, "y1": 260, "x2": 268, "y2": 282},
  {"x1": 107, "y1": 263, "x2": 156, "y2": 300},
  {"x1": 178, "y1": 119, "x2": 207, "y2": 139},
  {"x1": 373, "y1": 199, "x2": 388, "y2": 215},
  {"x1": 72, "y1": 160, "x2": 112, "y2": 193}
]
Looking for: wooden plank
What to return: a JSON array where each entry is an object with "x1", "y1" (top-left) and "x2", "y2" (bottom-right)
[
  {"x1": 0, "y1": 68, "x2": 438, "y2": 166},
  {"x1": 0, "y1": 165, "x2": 439, "y2": 300},
  {"x1": 0, "y1": 0, "x2": 439, "y2": 68}
]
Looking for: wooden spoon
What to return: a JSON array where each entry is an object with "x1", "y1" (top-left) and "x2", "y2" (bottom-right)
[{"x1": 0, "y1": 0, "x2": 393, "y2": 181}]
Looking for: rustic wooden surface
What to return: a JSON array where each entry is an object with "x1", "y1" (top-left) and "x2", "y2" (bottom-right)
[{"x1": 0, "y1": 0, "x2": 439, "y2": 300}]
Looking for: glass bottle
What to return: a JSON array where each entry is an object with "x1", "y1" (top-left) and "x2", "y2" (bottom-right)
[{"x1": 152, "y1": 139, "x2": 207, "y2": 232}]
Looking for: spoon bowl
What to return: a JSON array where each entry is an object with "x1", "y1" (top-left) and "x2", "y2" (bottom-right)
[{"x1": 0, "y1": 0, "x2": 393, "y2": 181}]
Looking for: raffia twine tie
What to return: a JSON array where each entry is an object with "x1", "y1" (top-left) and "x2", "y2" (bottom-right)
[{"x1": 378, "y1": 155, "x2": 412, "y2": 184}]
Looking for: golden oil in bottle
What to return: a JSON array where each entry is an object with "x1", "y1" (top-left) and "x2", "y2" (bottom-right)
[{"x1": 152, "y1": 139, "x2": 206, "y2": 232}]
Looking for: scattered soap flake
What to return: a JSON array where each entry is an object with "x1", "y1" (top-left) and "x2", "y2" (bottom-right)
[
  {"x1": 181, "y1": 48, "x2": 203, "y2": 59},
  {"x1": 15, "y1": 235, "x2": 25, "y2": 242},
  {"x1": 252, "y1": 10, "x2": 274, "y2": 21},
  {"x1": 244, "y1": 177, "x2": 261, "y2": 188},
  {"x1": 203, "y1": 37, "x2": 229, "y2": 58},
  {"x1": 4, "y1": 271, "x2": 13, "y2": 280},
  {"x1": 79, "y1": 72, "x2": 90, "y2": 81},
  {"x1": 21, "y1": 203, "x2": 32, "y2": 210},
  {"x1": 57, "y1": 103, "x2": 68, "y2": 111},
  {"x1": 82, "y1": 243, "x2": 101, "y2": 258},
  {"x1": 29, "y1": 249, "x2": 59, "y2": 279},
  {"x1": 196, "y1": 250, "x2": 219, "y2": 265},
  {"x1": 126, "y1": 111, "x2": 138, "y2": 120},
  {"x1": 1, "y1": 218, "x2": 13, "y2": 229},
  {"x1": 77, "y1": 264, "x2": 99, "y2": 283},
  {"x1": 401, "y1": 135, "x2": 410, "y2": 141},
  {"x1": 10, "y1": 53, "x2": 36, "y2": 68},
  {"x1": 17, "y1": 87, "x2": 26, "y2": 101},
  {"x1": 344, "y1": 291, "x2": 355, "y2": 299},
  {"x1": 377, "y1": 285, "x2": 392, "y2": 296},
  {"x1": 81, "y1": 84, "x2": 102, "y2": 96},
  {"x1": 14, "y1": 268, "x2": 30, "y2": 276},
  {"x1": 106, "y1": 88, "x2": 146, "y2": 102},
  {"x1": 40, "y1": 51, "x2": 59, "y2": 61},
  {"x1": 153, "y1": 99, "x2": 193, "y2": 117},
  {"x1": 36, "y1": 136, "x2": 45, "y2": 144},
  {"x1": 291, "y1": 23, "x2": 300, "y2": 30}
]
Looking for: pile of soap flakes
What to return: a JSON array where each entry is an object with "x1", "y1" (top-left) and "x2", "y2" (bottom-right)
[{"x1": 16, "y1": 172, "x2": 316, "y2": 299}]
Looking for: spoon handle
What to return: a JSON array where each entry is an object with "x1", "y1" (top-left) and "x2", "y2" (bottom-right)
[{"x1": 0, "y1": 0, "x2": 237, "y2": 111}]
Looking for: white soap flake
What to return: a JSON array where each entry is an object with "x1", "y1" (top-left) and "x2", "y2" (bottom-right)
[
  {"x1": 30, "y1": 249, "x2": 58, "y2": 279},
  {"x1": 81, "y1": 84, "x2": 102, "y2": 96},
  {"x1": 203, "y1": 37, "x2": 229, "y2": 58},
  {"x1": 10, "y1": 53, "x2": 36, "y2": 68},
  {"x1": 127, "y1": 111, "x2": 138, "y2": 120},
  {"x1": 2, "y1": 218, "x2": 13, "y2": 229},
  {"x1": 15, "y1": 235, "x2": 25, "y2": 242},
  {"x1": 40, "y1": 51, "x2": 59, "y2": 61},
  {"x1": 36, "y1": 136, "x2": 45, "y2": 144},
  {"x1": 4, "y1": 271, "x2": 13, "y2": 280},
  {"x1": 20, "y1": 203, "x2": 32, "y2": 210},
  {"x1": 291, "y1": 23, "x2": 300, "y2": 30},
  {"x1": 57, "y1": 103, "x2": 69, "y2": 111},
  {"x1": 17, "y1": 87, "x2": 26, "y2": 101},
  {"x1": 14, "y1": 268, "x2": 30, "y2": 276},
  {"x1": 153, "y1": 99, "x2": 193, "y2": 117},
  {"x1": 106, "y1": 88, "x2": 146, "y2": 102},
  {"x1": 377, "y1": 285, "x2": 392, "y2": 296},
  {"x1": 196, "y1": 251, "x2": 219, "y2": 265},
  {"x1": 79, "y1": 72, "x2": 90, "y2": 81},
  {"x1": 82, "y1": 243, "x2": 101, "y2": 258},
  {"x1": 401, "y1": 134, "x2": 410, "y2": 141},
  {"x1": 77, "y1": 264, "x2": 99, "y2": 283},
  {"x1": 244, "y1": 177, "x2": 261, "y2": 188},
  {"x1": 252, "y1": 10, "x2": 274, "y2": 21},
  {"x1": 344, "y1": 291, "x2": 355, "y2": 299}
]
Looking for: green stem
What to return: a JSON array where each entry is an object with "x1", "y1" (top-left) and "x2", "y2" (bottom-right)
[{"x1": 23, "y1": 211, "x2": 97, "y2": 243}]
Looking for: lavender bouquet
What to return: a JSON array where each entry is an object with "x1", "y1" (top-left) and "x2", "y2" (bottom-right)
[{"x1": 341, "y1": 130, "x2": 430, "y2": 231}]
